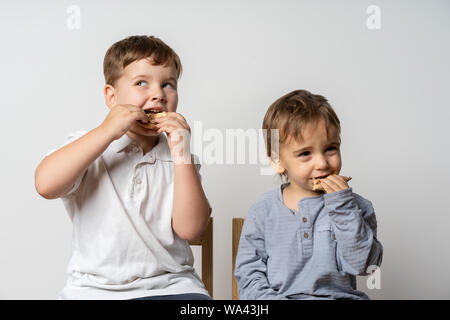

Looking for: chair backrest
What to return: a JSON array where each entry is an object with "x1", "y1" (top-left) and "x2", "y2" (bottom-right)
[
  {"x1": 189, "y1": 217, "x2": 213, "y2": 298},
  {"x1": 232, "y1": 218, "x2": 245, "y2": 300}
]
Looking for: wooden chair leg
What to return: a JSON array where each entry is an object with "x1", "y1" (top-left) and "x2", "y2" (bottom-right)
[
  {"x1": 188, "y1": 217, "x2": 213, "y2": 298},
  {"x1": 202, "y1": 217, "x2": 213, "y2": 298}
]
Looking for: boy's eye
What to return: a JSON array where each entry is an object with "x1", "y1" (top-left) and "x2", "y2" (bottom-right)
[
  {"x1": 297, "y1": 147, "x2": 337, "y2": 157},
  {"x1": 326, "y1": 146, "x2": 338, "y2": 152},
  {"x1": 299, "y1": 151, "x2": 310, "y2": 157},
  {"x1": 163, "y1": 82, "x2": 175, "y2": 89},
  {"x1": 136, "y1": 80, "x2": 147, "y2": 86}
]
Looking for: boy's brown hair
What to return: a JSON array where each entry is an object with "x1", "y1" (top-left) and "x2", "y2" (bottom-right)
[
  {"x1": 103, "y1": 35, "x2": 182, "y2": 86},
  {"x1": 263, "y1": 89, "x2": 341, "y2": 160}
]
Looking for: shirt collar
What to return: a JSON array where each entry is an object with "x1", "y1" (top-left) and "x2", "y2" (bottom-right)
[
  {"x1": 278, "y1": 182, "x2": 323, "y2": 204},
  {"x1": 150, "y1": 133, "x2": 172, "y2": 161},
  {"x1": 110, "y1": 133, "x2": 173, "y2": 161},
  {"x1": 110, "y1": 133, "x2": 135, "y2": 153}
]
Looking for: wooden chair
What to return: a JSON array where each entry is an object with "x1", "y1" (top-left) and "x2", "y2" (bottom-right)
[
  {"x1": 189, "y1": 217, "x2": 213, "y2": 298},
  {"x1": 232, "y1": 218, "x2": 245, "y2": 300}
]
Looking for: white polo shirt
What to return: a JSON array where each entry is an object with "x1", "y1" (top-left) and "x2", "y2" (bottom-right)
[{"x1": 50, "y1": 131, "x2": 209, "y2": 299}]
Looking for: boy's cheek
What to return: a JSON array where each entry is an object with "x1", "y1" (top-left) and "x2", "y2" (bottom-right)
[
  {"x1": 333, "y1": 154, "x2": 342, "y2": 169},
  {"x1": 167, "y1": 95, "x2": 178, "y2": 112},
  {"x1": 325, "y1": 156, "x2": 342, "y2": 174},
  {"x1": 116, "y1": 88, "x2": 147, "y2": 106},
  {"x1": 133, "y1": 96, "x2": 149, "y2": 108}
]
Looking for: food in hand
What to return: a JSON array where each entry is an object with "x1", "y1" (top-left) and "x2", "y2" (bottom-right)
[
  {"x1": 312, "y1": 174, "x2": 352, "y2": 191},
  {"x1": 138, "y1": 110, "x2": 167, "y2": 130}
]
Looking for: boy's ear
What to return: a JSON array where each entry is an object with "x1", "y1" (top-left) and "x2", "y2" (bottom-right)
[
  {"x1": 270, "y1": 153, "x2": 286, "y2": 174},
  {"x1": 104, "y1": 84, "x2": 116, "y2": 110}
]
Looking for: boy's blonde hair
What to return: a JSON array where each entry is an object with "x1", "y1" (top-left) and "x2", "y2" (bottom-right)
[
  {"x1": 263, "y1": 89, "x2": 341, "y2": 162},
  {"x1": 103, "y1": 35, "x2": 182, "y2": 86}
]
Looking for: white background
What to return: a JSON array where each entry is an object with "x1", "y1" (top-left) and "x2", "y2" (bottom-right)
[{"x1": 0, "y1": 0, "x2": 449, "y2": 299}]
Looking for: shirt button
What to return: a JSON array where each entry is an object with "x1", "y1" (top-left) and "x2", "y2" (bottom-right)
[
  {"x1": 135, "y1": 178, "x2": 142, "y2": 184},
  {"x1": 304, "y1": 232, "x2": 309, "y2": 239},
  {"x1": 133, "y1": 146, "x2": 139, "y2": 153},
  {"x1": 302, "y1": 217, "x2": 307, "y2": 223}
]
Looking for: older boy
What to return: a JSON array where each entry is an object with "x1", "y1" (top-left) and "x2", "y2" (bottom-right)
[
  {"x1": 35, "y1": 35, "x2": 211, "y2": 300},
  {"x1": 235, "y1": 90, "x2": 383, "y2": 300}
]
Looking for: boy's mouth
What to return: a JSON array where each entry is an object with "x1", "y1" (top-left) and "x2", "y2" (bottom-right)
[
  {"x1": 144, "y1": 108, "x2": 164, "y2": 115},
  {"x1": 311, "y1": 173, "x2": 352, "y2": 192},
  {"x1": 138, "y1": 108, "x2": 167, "y2": 130},
  {"x1": 313, "y1": 175, "x2": 327, "y2": 179},
  {"x1": 311, "y1": 174, "x2": 332, "y2": 192},
  {"x1": 311, "y1": 174, "x2": 332, "y2": 180}
]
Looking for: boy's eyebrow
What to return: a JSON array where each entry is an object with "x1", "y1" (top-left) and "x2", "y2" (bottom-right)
[
  {"x1": 165, "y1": 76, "x2": 177, "y2": 83},
  {"x1": 131, "y1": 74, "x2": 152, "y2": 80},
  {"x1": 131, "y1": 74, "x2": 177, "y2": 82},
  {"x1": 293, "y1": 146, "x2": 311, "y2": 154}
]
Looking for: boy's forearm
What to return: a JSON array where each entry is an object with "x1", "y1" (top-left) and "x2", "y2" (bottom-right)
[
  {"x1": 325, "y1": 189, "x2": 381, "y2": 275},
  {"x1": 35, "y1": 126, "x2": 113, "y2": 199},
  {"x1": 172, "y1": 162, "x2": 210, "y2": 241}
]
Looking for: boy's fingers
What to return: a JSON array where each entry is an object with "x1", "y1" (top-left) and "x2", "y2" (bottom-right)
[
  {"x1": 333, "y1": 175, "x2": 350, "y2": 188},
  {"x1": 322, "y1": 177, "x2": 340, "y2": 191},
  {"x1": 156, "y1": 112, "x2": 187, "y2": 125},
  {"x1": 320, "y1": 180, "x2": 334, "y2": 193},
  {"x1": 157, "y1": 123, "x2": 177, "y2": 133},
  {"x1": 325, "y1": 175, "x2": 348, "y2": 190},
  {"x1": 157, "y1": 117, "x2": 190, "y2": 131},
  {"x1": 170, "y1": 112, "x2": 187, "y2": 123},
  {"x1": 158, "y1": 124, "x2": 191, "y2": 136},
  {"x1": 135, "y1": 111, "x2": 148, "y2": 123},
  {"x1": 162, "y1": 111, "x2": 186, "y2": 121},
  {"x1": 114, "y1": 104, "x2": 144, "y2": 118}
]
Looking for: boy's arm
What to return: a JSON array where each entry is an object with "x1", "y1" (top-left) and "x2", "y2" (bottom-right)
[
  {"x1": 234, "y1": 202, "x2": 288, "y2": 300},
  {"x1": 324, "y1": 188, "x2": 383, "y2": 276},
  {"x1": 156, "y1": 113, "x2": 210, "y2": 241},
  {"x1": 35, "y1": 126, "x2": 112, "y2": 199},
  {"x1": 171, "y1": 160, "x2": 211, "y2": 241},
  {"x1": 35, "y1": 104, "x2": 148, "y2": 199}
]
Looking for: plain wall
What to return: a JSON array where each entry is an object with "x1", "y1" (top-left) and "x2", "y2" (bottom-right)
[{"x1": 1, "y1": 0, "x2": 449, "y2": 299}]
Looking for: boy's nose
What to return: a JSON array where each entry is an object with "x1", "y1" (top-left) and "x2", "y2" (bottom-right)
[
  {"x1": 149, "y1": 86, "x2": 166, "y2": 102},
  {"x1": 314, "y1": 154, "x2": 329, "y2": 170}
]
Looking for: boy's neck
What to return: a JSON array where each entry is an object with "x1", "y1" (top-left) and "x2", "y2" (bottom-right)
[
  {"x1": 126, "y1": 132, "x2": 159, "y2": 155},
  {"x1": 282, "y1": 182, "x2": 321, "y2": 212}
]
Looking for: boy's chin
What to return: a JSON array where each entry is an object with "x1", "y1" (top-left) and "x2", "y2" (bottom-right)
[
  {"x1": 131, "y1": 124, "x2": 160, "y2": 137},
  {"x1": 288, "y1": 181, "x2": 322, "y2": 196}
]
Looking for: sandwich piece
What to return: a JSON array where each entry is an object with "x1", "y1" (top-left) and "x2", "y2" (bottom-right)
[
  {"x1": 138, "y1": 109, "x2": 167, "y2": 130},
  {"x1": 312, "y1": 174, "x2": 352, "y2": 192}
]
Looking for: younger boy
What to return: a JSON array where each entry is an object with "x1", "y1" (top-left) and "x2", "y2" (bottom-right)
[
  {"x1": 35, "y1": 35, "x2": 211, "y2": 300},
  {"x1": 235, "y1": 90, "x2": 383, "y2": 300}
]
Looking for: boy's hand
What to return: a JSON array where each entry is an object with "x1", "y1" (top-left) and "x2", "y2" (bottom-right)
[
  {"x1": 155, "y1": 112, "x2": 191, "y2": 163},
  {"x1": 320, "y1": 174, "x2": 350, "y2": 194},
  {"x1": 100, "y1": 104, "x2": 149, "y2": 141}
]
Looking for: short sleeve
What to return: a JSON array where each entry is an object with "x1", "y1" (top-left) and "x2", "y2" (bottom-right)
[{"x1": 45, "y1": 131, "x2": 88, "y2": 197}]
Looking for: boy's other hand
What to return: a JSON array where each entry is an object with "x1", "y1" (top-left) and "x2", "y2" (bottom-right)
[
  {"x1": 320, "y1": 174, "x2": 350, "y2": 194},
  {"x1": 155, "y1": 112, "x2": 191, "y2": 163},
  {"x1": 100, "y1": 104, "x2": 148, "y2": 141}
]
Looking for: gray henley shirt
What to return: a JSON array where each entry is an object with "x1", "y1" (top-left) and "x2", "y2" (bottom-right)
[{"x1": 235, "y1": 184, "x2": 383, "y2": 300}]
